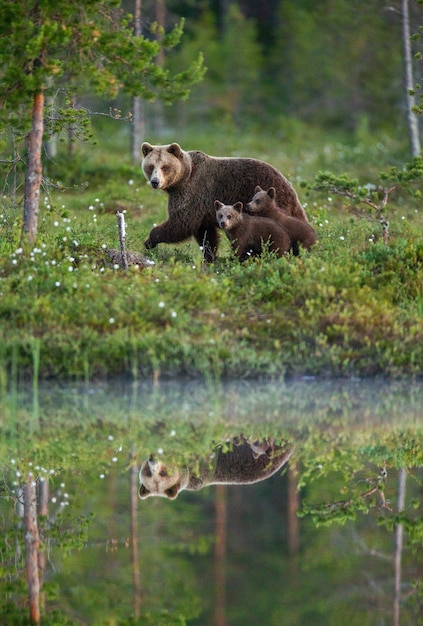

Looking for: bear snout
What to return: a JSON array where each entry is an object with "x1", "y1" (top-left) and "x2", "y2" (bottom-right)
[{"x1": 151, "y1": 179, "x2": 159, "y2": 189}]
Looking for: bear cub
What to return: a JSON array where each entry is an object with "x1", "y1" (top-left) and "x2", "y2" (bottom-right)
[
  {"x1": 215, "y1": 200, "x2": 291, "y2": 261},
  {"x1": 245, "y1": 185, "x2": 317, "y2": 255}
]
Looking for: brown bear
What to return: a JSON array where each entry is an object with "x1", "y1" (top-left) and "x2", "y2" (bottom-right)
[
  {"x1": 141, "y1": 142, "x2": 308, "y2": 262},
  {"x1": 139, "y1": 437, "x2": 293, "y2": 499},
  {"x1": 214, "y1": 200, "x2": 291, "y2": 261},
  {"x1": 245, "y1": 185, "x2": 317, "y2": 255}
]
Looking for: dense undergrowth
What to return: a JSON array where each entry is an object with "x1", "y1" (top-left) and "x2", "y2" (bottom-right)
[{"x1": 1, "y1": 123, "x2": 423, "y2": 383}]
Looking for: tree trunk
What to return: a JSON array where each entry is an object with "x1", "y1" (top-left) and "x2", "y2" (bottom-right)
[
  {"x1": 287, "y1": 464, "x2": 300, "y2": 558},
  {"x1": 131, "y1": 0, "x2": 145, "y2": 163},
  {"x1": 214, "y1": 485, "x2": 227, "y2": 626},
  {"x1": 393, "y1": 468, "x2": 406, "y2": 626},
  {"x1": 401, "y1": 0, "x2": 421, "y2": 157},
  {"x1": 152, "y1": 0, "x2": 165, "y2": 135},
  {"x1": 45, "y1": 78, "x2": 57, "y2": 159},
  {"x1": 37, "y1": 476, "x2": 49, "y2": 614},
  {"x1": 22, "y1": 91, "x2": 45, "y2": 246},
  {"x1": 23, "y1": 473, "x2": 41, "y2": 625},
  {"x1": 130, "y1": 450, "x2": 142, "y2": 618}
]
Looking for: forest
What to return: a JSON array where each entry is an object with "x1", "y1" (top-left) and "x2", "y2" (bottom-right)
[
  {"x1": 0, "y1": 0, "x2": 422, "y2": 380},
  {"x1": 135, "y1": 0, "x2": 422, "y2": 139}
]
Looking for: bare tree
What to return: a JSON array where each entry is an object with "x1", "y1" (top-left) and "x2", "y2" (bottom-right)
[
  {"x1": 23, "y1": 92, "x2": 44, "y2": 246},
  {"x1": 393, "y1": 468, "x2": 406, "y2": 626},
  {"x1": 214, "y1": 485, "x2": 227, "y2": 626},
  {"x1": 287, "y1": 464, "x2": 300, "y2": 558},
  {"x1": 130, "y1": 450, "x2": 142, "y2": 618},
  {"x1": 401, "y1": 0, "x2": 421, "y2": 156},
  {"x1": 23, "y1": 473, "x2": 41, "y2": 625},
  {"x1": 152, "y1": 0, "x2": 166, "y2": 135},
  {"x1": 131, "y1": 0, "x2": 145, "y2": 164}
]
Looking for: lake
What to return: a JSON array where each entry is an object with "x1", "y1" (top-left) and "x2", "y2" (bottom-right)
[{"x1": 0, "y1": 377, "x2": 422, "y2": 625}]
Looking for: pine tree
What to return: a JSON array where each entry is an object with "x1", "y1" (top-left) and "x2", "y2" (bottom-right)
[{"x1": 0, "y1": 0, "x2": 205, "y2": 245}]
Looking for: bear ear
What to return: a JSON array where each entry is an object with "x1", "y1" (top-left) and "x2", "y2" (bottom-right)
[
  {"x1": 141, "y1": 142, "x2": 153, "y2": 157},
  {"x1": 254, "y1": 185, "x2": 263, "y2": 193},
  {"x1": 139, "y1": 484, "x2": 151, "y2": 499},
  {"x1": 215, "y1": 200, "x2": 224, "y2": 210},
  {"x1": 234, "y1": 201, "x2": 243, "y2": 213},
  {"x1": 168, "y1": 143, "x2": 183, "y2": 158},
  {"x1": 165, "y1": 485, "x2": 180, "y2": 499},
  {"x1": 268, "y1": 187, "x2": 276, "y2": 199}
]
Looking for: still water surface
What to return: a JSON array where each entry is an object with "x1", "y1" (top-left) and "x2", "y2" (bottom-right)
[{"x1": 0, "y1": 377, "x2": 422, "y2": 625}]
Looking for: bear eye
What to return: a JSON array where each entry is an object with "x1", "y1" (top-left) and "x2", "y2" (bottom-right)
[
  {"x1": 145, "y1": 467, "x2": 152, "y2": 477},
  {"x1": 255, "y1": 199, "x2": 260, "y2": 205},
  {"x1": 161, "y1": 165, "x2": 169, "y2": 173},
  {"x1": 159, "y1": 470, "x2": 168, "y2": 477}
]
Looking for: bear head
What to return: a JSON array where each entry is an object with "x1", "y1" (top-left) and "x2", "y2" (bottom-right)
[
  {"x1": 245, "y1": 185, "x2": 277, "y2": 216},
  {"x1": 141, "y1": 142, "x2": 192, "y2": 190},
  {"x1": 138, "y1": 456, "x2": 190, "y2": 500},
  {"x1": 215, "y1": 200, "x2": 244, "y2": 231}
]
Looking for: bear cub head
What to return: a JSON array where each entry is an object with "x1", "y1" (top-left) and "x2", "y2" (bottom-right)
[
  {"x1": 141, "y1": 142, "x2": 192, "y2": 190},
  {"x1": 214, "y1": 200, "x2": 244, "y2": 231},
  {"x1": 245, "y1": 185, "x2": 277, "y2": 216}
]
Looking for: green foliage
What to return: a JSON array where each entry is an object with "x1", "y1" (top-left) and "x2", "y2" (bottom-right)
[
  {"x1": 411, "y1": 19, "x2": 423, "y2": 116},
  {"x1": 1, "y1": 130, "x2": 423, "y2": 381},
  {"x1": 272, "y1": 0, "x2": 404, "y2": 131},
  {"x1": 166, "y1": 4, "x2": 262, "y2": 126},
  {"x1": 117, "y1": 612, "x2": 188, "y2": 626},
  {"x1": 0, "y1": 1, "x2": 205, "y2": 137}
]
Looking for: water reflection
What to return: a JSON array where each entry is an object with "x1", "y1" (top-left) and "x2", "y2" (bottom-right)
[
  {"x1": 139, "y1": 437, "x2": 293, "y2": 499},
  {"x1": 0, "y1": 378, "x2": 422, "y2": 625}
]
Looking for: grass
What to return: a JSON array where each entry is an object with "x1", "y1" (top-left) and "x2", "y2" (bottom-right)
[{"x1": 1, "y1": 121, "x2": 423, "y2": 383}]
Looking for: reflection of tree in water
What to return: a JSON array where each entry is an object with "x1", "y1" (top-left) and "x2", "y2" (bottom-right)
[
  {"x1": 0, "y1": 472, "x2": 91, "y2": 625},
  {"x1": 300, "y1": 463, "x2": 423, "y2": 624}
]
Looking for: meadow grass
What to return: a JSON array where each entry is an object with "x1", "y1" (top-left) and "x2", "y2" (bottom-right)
[{"x1": 1, "y1": 122, "x2": 422, "y2": 383}]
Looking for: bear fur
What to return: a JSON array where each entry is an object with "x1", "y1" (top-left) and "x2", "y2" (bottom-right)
[
  {"x1": 139, "y1": 438, "x2": 293, "y2": 499},
  {"x1": 141, "y1": 142, "x2": 308, "y2": 262},
  {"x1": 215, "y1": 200, "x2": 291, "y2": 261},
  {"x1": 245, "y1": 185, "x2": 317, "y2": 255}
]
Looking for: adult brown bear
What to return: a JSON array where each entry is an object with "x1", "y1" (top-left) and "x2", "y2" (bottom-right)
[{"x1": 142, "y1": 142, "x2": 308, "y2": 262}]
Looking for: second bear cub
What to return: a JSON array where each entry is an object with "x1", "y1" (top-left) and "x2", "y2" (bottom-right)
[
  {"x1": 215, "y1": 200, "x2": 291, "y2": 261},
  {"x1": 246, "y1": 186, "x2": 317, "y2": 255}
]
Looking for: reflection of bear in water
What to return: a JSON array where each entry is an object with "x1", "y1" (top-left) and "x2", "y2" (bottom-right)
[{"x1": 139, "y1": 438, "x2": 292, "y2": 500}]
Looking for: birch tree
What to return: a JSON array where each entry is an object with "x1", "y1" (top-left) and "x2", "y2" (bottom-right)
[{"x1": 401, "y1": 0, "x2": 421, "y2": 156}]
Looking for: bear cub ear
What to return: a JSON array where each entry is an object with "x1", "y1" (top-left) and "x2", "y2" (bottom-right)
[
  {"x1": 254, "y1": 185, "x2": 263, "y2": 193},
  {"x1": 267, "y1": 187, "x2": 276, "y2": 199},
  {"x1": 141, "y1": 142, "x2": 154, "y2": 157},
  {"x1": 215, "y1": 200, "x2": 224, "y2": 210},
  {"x1": 168, "y1": 143, "x2": 183, "y2": 158},
  {"x1": 233, "y1": 202, "x2": 243, "y2": 213}
]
